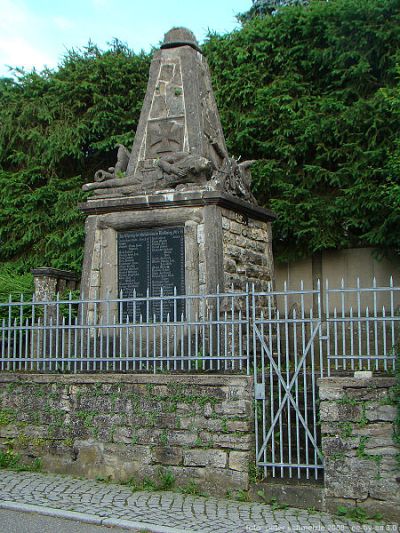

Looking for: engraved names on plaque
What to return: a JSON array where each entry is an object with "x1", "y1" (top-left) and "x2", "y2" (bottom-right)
[{"x1": 118, "y1": 227, "x2": 185, "y2": 319}]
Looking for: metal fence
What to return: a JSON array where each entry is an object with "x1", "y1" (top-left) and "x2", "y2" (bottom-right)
[
  {"x1": 1, "y1": 279, "x2": 399, "y2": 480},
  {"x1": 0, "y1": 288, "x2": 250, "y2": 373}
]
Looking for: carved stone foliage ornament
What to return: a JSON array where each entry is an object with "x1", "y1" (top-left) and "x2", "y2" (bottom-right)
[{"x1": 83, "y1": 28, "x2": 258, "y2": 205}]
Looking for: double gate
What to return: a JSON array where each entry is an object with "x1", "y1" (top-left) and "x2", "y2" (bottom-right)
[{"x1": 252, "y1": 280, "x2": 398, "y2": 480}]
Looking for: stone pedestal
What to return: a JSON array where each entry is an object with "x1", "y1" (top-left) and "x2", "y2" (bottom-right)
[{"x1": 80, "y1": 191, "x2": 275, "y2": 307}]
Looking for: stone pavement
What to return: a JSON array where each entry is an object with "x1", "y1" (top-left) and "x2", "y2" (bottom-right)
[{"x1": 0, "y1": 470, "x2": 395, "y2": 533}]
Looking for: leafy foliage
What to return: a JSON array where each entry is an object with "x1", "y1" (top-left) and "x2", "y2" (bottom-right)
[
  {"x1": 239, "y1": 0, "x2": 310, "y2": 21},
  {"x1": 0, "y1": 40, "x2": 150, "y2": 275},
  {"x1": 0, "y1": 1, "x2": 399, "y2": 277},
  {"x1": 205, "y1": 0, "x2": 400, "y2": 261}
]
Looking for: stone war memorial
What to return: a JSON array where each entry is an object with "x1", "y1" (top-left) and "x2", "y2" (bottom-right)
[
  {"x1": 0, "y1": 27, "x2": 399, "y2": 521},
  {"x1": 79, "y1": 27, "x2": 275, "y2": 311}
]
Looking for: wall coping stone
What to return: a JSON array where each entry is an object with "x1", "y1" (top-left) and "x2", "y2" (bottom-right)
[
  {"x1": 31, "y1": 267, "x2": 79, "y2": 281},
  {"x1": 0, "y1": 373, "x2": 253, "y2": 387},
  {"x1": 79, "y1": 191, "x2": 276, "y2": 222},
  {"x1": 318, "y1": 376, "x2": 395, "y2": 389}
]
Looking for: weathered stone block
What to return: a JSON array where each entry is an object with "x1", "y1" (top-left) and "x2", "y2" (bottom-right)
[
  {"x1": 319, "y1": 401, "x2": 362, "y2": 422},
  {"x1": 229, "y1": 451, "x2": 250, "y2": 472},
  {"x1": 183, "y1": 448, "x2": 227, "y2": 468},
  {"x1": 152, "y1": 446, "x2": 183, "y2": 466},
  {"x1": 324, "y1": 457, "x2": 377, "y2": 499},
  {"x1": 365, "y1": 404, "x2": 396, "y2": 422}
]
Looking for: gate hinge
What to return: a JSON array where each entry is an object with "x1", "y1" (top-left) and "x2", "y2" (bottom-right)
[{"x1": 255, "y1": 383, "x2": 266, "y2": 400}]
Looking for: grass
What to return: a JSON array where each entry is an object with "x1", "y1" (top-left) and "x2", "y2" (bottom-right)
[{"x1": 0, "y1": 449, "x2": 42, "y2": 472}]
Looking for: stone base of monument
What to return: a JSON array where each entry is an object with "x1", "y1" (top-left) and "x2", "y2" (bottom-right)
[{"x1": 80, "y1": 191, "x2": 275, "y2": 319}]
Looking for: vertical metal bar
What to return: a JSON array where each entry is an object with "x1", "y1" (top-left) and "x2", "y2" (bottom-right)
[
  {"x1": 160, "y1": 288, "x2": 164, "y2": 372},
  {"x1": 146, "y1": 288, "x2": 150, "y2": 372},
  {"x1": 341, "y1": 278, "x2": 346, "y2": 371},
  {"x1": 30, "y1": 295, "x2": 36, "y2": 371},
  {"x1": 283, "y1": 281, "x2": 292, "y2": 478},
  {"x1": 173, "y1": 287, "x2": 177, "y2": 371},
  {"x1": 201, "y1": 295, "x2": 205, "y2": 370},
  {"x1": 251, "y1": 285, "x2": 261, "y2": 475},
  {"x1": 239, "y1": 309, "x2": 243, "y2": 371},
  {"x1": 166, "y1": 312, "x2": 170, "y2": 371},
  {"x1": 13, "y1": 317, "x2": 17, "y2": 371},
  {"x1": 216, "y1": 287, "x2": 221, "y2": 371},
  {"x1": 373, "y1": 277, "x2": 378, "y2": 371},
  {"x1": 55, "y1": 293, "x2": 60, "y2": 372},
  {"x1": 390, "y1": 277, "x2": 395, "y2": 373},
  {"x1": 231, "y1": 292, "x2": 235, "y2": 371},
  {"x1": 180, "y1": 310, "x2": 185, "y2": 372},
  {"x1": 246, "y1": 284, "x2": 250, "y2": 375},
  {"x1": 93, "y1": 294, "x2": 98, "y2": 372},
  {"x1": 325, "y1": 279, "x2": 331, "y2": 377},
  {"x1": 49, "y1": 315, "x2": 53, "y2": 372},
  {"x1": 309, "y1": 307, "x2": 318, "y2": 480},
  {"x1": 260, "y1": 311, "x2": 268, "y2": 475},
  {"x1": 382, "y1": 306, "x2": 387, "y2": 372},
  {"x1": 366, "y1": 306, "x2": 371, "y2": 370},
  {"x1": 18, "y1": 294, "x2": 23, "y2": 371},
  {"x1": 68, "y1": 292, "x2": 72, "y2": 372},
  {"x1": 99, "y1": 315, "x2": 104, "y2": 373},
  {"x1": 224, "y1": 310, "x2": 228, "y2": 371},
  {"x1": 133, "y1": 291, "x2": 137, "y2": 372},
  {"x1": 300, "y1": 282, "x2": 309, "y2": 479},
  {"x1": 153, "y1": 312, "x2": 157, "y2": 374},
  {"x1": 268, "y1": 287, "x2": 276, "y2": 478},
  {"x1": 195, "y1": 310, "x2": 198, "y2": 372},
  {"x1": 1, "y1": 318, "x2": 5, "y2": 372},
  {"x1": 119, "y1": 291, "x2": 123, "y2": 372},
  {"x1": 74, "y1": 316, "x2": 78, "y2": 373},
  {"x1": 276, "y1": 308, "x2": 284, "y2": 478},
  {"x1": 125, "y1": 315, "x2": 129, "y2": 372},
  {"x1": 349, "y1": 306, "x2": 354, "y2": 371},
  {"x1": 293, "y1": 307, "x2": 300, "y2": 479},
  {"x1": 79, "y1": 298, "x2": 84, "y2": 372},
  {"x1": 7, "y1": 295, "x2": 11, "y2": 368},
  {"x1": 24, "y1": 318, "x2": 29, "y2": 372},
  {"x1": 37, "y1": 317, "x2": 41, "y2": 372},
  {"x1": 209, "y1": 308, "x2": 213, "y2": 372},
  {"x1": 61, "y1": 316, "x2": 65, "y2": 372},
  {"x1": 106, "y1": 296, "x2": 110, "y2": 372},
  {"x1": 357, "y1": 278, "x2": 362, "y2": 370}
]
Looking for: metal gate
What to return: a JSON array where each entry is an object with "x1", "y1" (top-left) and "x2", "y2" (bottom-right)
[{"x1": 252, "y1": 279, "x2": 399, "y2": 481}]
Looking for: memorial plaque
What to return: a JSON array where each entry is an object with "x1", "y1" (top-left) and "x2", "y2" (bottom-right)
[{"x1": 118, "y1": 227, "x2": 185, "y2": 320}]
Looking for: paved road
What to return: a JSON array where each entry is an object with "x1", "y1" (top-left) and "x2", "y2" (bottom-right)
[
  {"x1": 0, "y1": 509, "x2": 131, "y2": 533},
  {"x1": 0, "y1": 470, "x2": 394, "y2": 532}
]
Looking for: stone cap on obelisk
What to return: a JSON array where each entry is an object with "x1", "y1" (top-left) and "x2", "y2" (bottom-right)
[{"x1": 82, "y1": 27, "x2": 257, "y2": 204}]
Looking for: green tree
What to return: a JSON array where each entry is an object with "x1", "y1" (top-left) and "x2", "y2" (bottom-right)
[
  {"x1": 0, "y1": 41, "x2": 150, "y2": 279},
  {"x1": 239, "y1": 0, "x2": 310, "y2": 21},
  {"x1": 205, "y1": 0, "x2": 400, "y2": 261}
]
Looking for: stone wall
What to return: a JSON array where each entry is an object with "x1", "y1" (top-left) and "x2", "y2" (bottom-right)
[
  {"x1": 221, "y1": 208, "x2": 273, "y2": 292},
  {"x1": 0, "y1": 374, "x2": 254, "y2": 496},
  {"x1": 319, "y1": 375, "x2": 400, "y2": 522}
]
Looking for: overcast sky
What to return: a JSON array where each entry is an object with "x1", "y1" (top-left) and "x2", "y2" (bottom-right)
[{"x1": 0, "y1": 0, "x2": 252, "y2": 77}]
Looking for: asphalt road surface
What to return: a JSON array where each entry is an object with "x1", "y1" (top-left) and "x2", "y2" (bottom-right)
[{"x1": 0, "y1": 509, "x2": 137, "y2": 533}]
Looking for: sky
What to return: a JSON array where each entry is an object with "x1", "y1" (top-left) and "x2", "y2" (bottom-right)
[{"x1": 0, "y1": 0, "x2": 252, "y2": 77}]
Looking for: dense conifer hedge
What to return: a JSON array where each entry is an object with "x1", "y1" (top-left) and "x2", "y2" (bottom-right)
[{"x1": 0, "y1": 0, "x2": 399, "y2": 292}]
